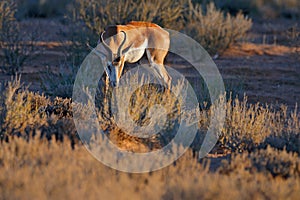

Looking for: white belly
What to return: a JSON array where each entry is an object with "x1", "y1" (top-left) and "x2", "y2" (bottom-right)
[{"x1": 124, "y1": 39, "x2": 148, "y2": 63}]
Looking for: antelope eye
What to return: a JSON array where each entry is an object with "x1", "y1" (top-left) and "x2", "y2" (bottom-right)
[{"x1": 114, "y1": 57, "x2": 121, "y2": 62}]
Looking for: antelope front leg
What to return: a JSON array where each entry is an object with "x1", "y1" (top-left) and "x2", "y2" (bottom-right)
[
  {"x1": 105, "y1": 75, "x2": 110, "y2": 94},
  {"x1": 103, "y1": 75, "x2": 112, "y2": 118}
]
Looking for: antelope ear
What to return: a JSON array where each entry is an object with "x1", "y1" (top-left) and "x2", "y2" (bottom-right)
[
  {"x1": 99, "y1": 31, "x2": 105, "y2": 43},
  {"x1": 97, "y1": 32, "x2": 102, "y2": 44}
]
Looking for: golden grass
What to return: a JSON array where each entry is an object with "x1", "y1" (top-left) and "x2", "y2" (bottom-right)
[
  {"x1": 0, "y1": 77, "x2": 299, "y2": 199},
  {"x1": 0, "y1": 135, "x2": 299, "y2": 199}
]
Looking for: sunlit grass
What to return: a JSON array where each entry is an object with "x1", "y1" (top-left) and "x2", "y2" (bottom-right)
[{"x1": 0, "y1": 76, "x2": 299, "y2": 199}]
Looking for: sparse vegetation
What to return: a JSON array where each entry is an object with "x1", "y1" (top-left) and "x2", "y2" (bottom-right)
[
  {"x1": 0, "y1": 0, "x2": 299, "y2": 199},
  {"x1": 1, "y1": 75, "x2": 299, "y2": 151},
  {"x1": 0, "y1": 0, "x2": 38, "y2": 74}
]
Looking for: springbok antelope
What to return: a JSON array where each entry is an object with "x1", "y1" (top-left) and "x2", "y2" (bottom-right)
[{"x1": 98, "y1": 21, "x2": 171, "y2": 89}]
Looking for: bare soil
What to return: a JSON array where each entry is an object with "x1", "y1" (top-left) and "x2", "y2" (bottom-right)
[{"x1": 218, "y1": 44, "x2": 299, "y2": 110}]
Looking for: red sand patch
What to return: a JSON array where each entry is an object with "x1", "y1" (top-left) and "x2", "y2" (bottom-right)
[{"x1": 224, "y1": 43, "x2": 300, "y2": 57}]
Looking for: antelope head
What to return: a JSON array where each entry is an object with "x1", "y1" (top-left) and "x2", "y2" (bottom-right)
[{"x1": 101, "y1": 30, "x2": 127, "y2": 87}]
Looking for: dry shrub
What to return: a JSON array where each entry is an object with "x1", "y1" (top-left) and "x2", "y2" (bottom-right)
[
  {"x1": 194, "y1": 94, "x2": 299, "y2": 153},
  {"x1": 0, "y1": 76, "x2": 78, "y2": 144},
  {"x1": 184, "y1": 2, "x2": 252, "y2": 55},
  {"x1": 217, "y1": 95, "x2": 299, "y2": 152},
  {"x1": 91, "y1": 74, "x2": 190, "y2": 152},
  {"x1": 0, "y1": 76, "x2": 48, "y2": 137},
  {"x1": 90, "y1": 74, "x2": 298, "y2": 154}
]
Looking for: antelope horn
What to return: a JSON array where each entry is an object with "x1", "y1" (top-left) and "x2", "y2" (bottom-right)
[
  {"x1": 100, "y1": 31, "x2": 111, "y2": 53},
  {"x1": 117, "y1": 31, "x2": 126, "y2": 57}
]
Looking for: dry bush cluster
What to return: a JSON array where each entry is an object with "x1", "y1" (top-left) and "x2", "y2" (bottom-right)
[
  {"x1": 0, "y1": 76, "x2": 77, "y2": 144},
  {"x1": 219, "y1": 146, "x2": 300, "y2": 178},
  {"x1": 184, "y1": 2, "x2": 252, "y2": 55},
  {"x1": 0, "y1": 76, "x2": 48, "y2": 137},
  {"x1": 218, "y1": 95, "x2": 299, "y2": 153}
]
